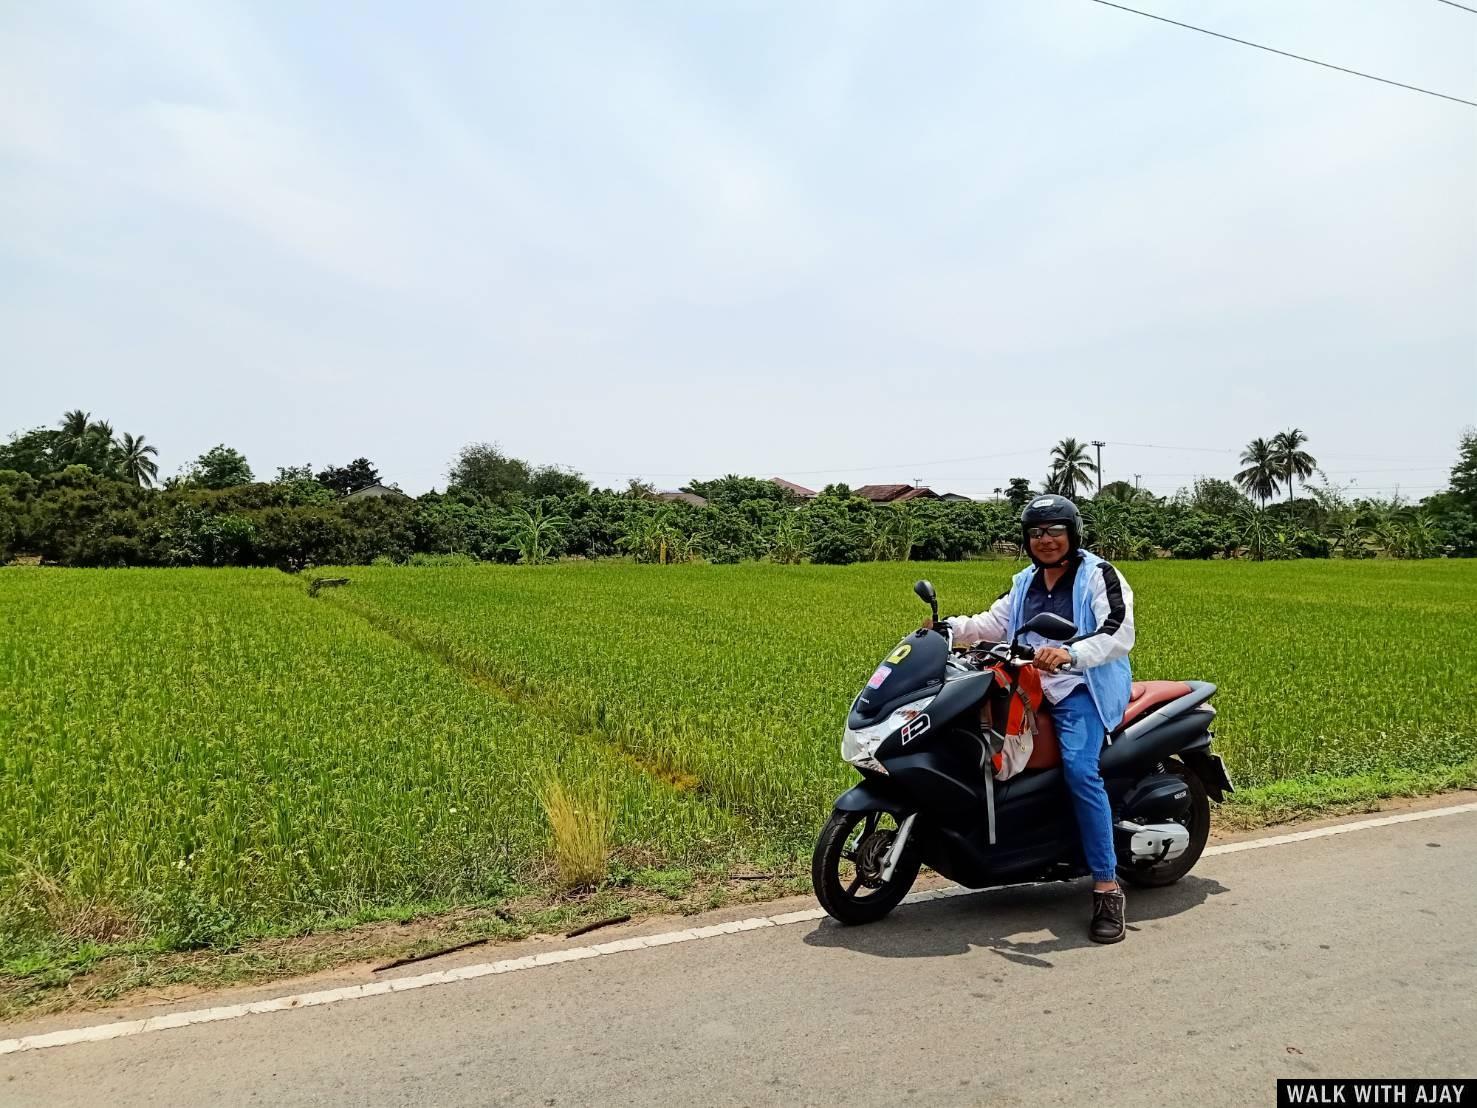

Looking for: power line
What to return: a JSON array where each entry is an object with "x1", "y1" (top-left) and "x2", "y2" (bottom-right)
[
  {"x1": 1105, "y1": 440, "x2": 1453, "y2": 464},
  {"x1": 580, "y1": 446, "x2": 1054, "y2": 479},
  {"x1": 588, "y1": 451, "x2": 1452, "y2": 483},
  {"x1": 1101, "y1": 466, "x2": 1450, "y2": 478},
  {"x1": 579, "y1": 440, "x2": 1453, "y2": 484},
  {"x1": 1086, "y1": 0, "x2": 1477, "y2": 109},
  {"x1": 1105, "y1": 440, "x2": 1233, "y2": 454},
  {"x1": 1309, "y1": 453, "x2": 1455, "y2": 463},
  {"x1": 1433, "y1": 0, "x2": 1477, "y2": 14}
]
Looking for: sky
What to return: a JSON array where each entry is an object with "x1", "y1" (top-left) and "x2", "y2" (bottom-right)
[{"x1": 3, "y1": 0, "x2": 1475, "y2": 499}]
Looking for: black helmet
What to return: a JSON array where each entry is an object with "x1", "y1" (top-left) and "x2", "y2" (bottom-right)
[{"x1": 1020, "y1": 494, "x2": 1082, "y2": 566}]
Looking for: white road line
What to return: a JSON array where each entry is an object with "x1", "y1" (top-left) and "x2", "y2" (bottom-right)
[
  {"x1": 1203, "y1": 802, "x2": 1477, "y2": 854},
  {"x1": 3, "y1": 800, "x2": 1473, "y2": 1057}
]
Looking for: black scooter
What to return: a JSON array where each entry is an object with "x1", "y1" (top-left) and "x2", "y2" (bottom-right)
[{"x1": 812, "y1": 580, "x2": 1234, "y2": 924}]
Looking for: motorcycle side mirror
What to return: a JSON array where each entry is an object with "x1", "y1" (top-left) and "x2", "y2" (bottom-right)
[
  {"x1": 913, "y1": 579, "x2": 939, "y2": 625},
  {"x1": 1016, "y1": 612, "x2": 1077, "y2": 641}
]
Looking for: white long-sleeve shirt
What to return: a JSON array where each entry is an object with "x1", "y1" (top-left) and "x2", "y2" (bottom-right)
[{"x1": 946, "y1": 557, "x2": 1136, "y2": 705}]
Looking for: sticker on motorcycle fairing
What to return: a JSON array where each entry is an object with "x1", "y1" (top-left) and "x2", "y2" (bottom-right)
[
  {"x1": 867, "y1": 665, "x2": 892, "y2": 689},
  {"x1": 886, "y1": 643, "x2": 912, "y2": 665},
  {"x1": 900, "y1": 714, "x2": 930, "y2": 745}
]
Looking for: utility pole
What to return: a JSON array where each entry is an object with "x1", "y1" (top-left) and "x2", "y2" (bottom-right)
[
  {"x1": 1091, "y1": 440, "x2": 1106, "y2": 493},
  {"x1": 1134, "y1": 473, "x2": 1142, "y2": 492}
]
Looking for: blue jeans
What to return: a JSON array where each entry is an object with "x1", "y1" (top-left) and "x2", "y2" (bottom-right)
[{"x1": 1052, "y1": 687, "x2": 1118, "y2": 882}]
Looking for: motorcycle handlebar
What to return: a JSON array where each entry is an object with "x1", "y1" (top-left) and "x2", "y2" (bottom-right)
[{"x1": 953, "y1": 641, "x2": 1076, "y2": 674}]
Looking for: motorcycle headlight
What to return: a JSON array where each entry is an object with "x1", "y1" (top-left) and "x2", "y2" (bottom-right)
[{"x1": 842, "y1": 696, "x2": 934, "y2": 773}]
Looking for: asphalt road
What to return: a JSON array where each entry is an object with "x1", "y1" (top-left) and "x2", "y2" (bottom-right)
[{"x1": 3, "y1": 809, "x2": 1474, "y2": 1107}]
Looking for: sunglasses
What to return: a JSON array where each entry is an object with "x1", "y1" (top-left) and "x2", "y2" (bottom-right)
[{"x1": 1027, "y1": 525, "x2": 1069, "y2": 540}]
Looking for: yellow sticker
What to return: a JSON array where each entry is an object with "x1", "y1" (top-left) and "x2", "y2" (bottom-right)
[{"x1": 886, "y1": 643, "x2": 913, "y2": 665}]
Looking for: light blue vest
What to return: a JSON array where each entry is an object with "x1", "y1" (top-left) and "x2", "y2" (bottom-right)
[{"x1": 1005, "y1": 549, "x2": 1132, "y2": 732}]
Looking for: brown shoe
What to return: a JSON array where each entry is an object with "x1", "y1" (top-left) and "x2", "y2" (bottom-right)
[{"x1": 1090, "y1": 888, "x2": 1126, "y2": 944}]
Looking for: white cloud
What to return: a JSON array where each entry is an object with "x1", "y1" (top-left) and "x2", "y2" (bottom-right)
[
  {"x1": 1, "y1": 0, "x2": 1472, "y2": 494},
  {"x1": 134, "y1": 102, "x2": 423, "y2": 289}
]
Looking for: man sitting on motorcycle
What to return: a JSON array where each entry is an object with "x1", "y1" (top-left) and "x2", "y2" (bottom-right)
[{"x1": 937, "y1": 494, "x2": 1136, "y2": 944}]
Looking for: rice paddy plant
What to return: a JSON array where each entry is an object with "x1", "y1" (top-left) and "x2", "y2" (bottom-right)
[
  {"x1": 0, "y1": 569, "x2": 733, "y2": 959},
  {"x1": 324, "y1": 559, "x2": 1477, "y2": 843},
  {"x1": 4, "y1": 558, "x2": 1474, "y2": 962}
]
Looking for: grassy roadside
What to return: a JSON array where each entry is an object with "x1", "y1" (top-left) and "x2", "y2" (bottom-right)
[
  {"x1": 1213, "y1": 758, "x2": 1477, "y2": 830},
  {"x1": 0, "y1": 866, "x2": 811, "y2": 1023},
  {"x1": 6, "y1": 764, "x2": 1473, "y2": 1023}
]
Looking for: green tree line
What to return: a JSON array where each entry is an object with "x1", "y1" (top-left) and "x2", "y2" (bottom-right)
[{"x1": 1, "y1": 414, "x2": 1473, "y2": 569}]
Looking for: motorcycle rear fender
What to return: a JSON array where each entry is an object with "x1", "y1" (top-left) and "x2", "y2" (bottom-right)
[
  {"x1": 1107, "y1": 713, "x2": 1233, "y2": 803},
  {"x1": 1180, "y1": 748, "x2": 1234, "y2": 802},
  {"x1": 1100, "y1": 710, "x2": 1214, "y2": 776},
  {"x1": 834, "y1": 779, "x2": 912, "y2": 817}
]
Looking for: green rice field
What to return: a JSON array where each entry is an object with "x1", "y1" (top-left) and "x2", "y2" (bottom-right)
[{"x1": 3, "y1": 560, "x2": 1476, "y2": 965}]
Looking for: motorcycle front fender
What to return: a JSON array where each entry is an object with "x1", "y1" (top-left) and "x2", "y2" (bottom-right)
[{"x1": 834, "y1": 778, "x2": 912, "y2": 817}]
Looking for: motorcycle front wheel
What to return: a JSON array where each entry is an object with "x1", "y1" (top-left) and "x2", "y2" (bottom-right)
[{"x1": 812, "y1": 808, "x2": 921, "y2": 925}]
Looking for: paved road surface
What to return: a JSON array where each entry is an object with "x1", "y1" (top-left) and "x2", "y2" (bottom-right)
[{"x1": 3, "y1": 809, "x2": 1474, "y2": 1107}]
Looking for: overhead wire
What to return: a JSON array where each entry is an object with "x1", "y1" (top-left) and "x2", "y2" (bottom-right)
[
  {"x1": 1086, "y1": 0, "x2": 1477, "y2": 108},
  {"x1": 577, "y1": 446, "x2": 1054, "y2": 479},
  {"x1": 582, "y1": 444, "x2": 1453, "y2": 484}
]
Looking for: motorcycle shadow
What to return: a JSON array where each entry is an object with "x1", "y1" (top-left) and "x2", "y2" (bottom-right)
[{"x1": 803, "y1": 875, "x2": 1229, "y2": 966}]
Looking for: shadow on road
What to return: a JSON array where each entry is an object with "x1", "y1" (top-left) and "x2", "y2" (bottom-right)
[{"x1": 803, "y1": 876, "x2": 1229, "y2": 966}]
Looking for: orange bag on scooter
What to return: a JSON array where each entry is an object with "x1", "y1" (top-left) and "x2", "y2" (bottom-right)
[{"x1": 991, "y1": 664, "x2": 1044, "y2": 781}]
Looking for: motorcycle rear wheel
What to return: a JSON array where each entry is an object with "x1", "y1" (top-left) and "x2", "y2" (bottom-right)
[
  {"x1": 812, "y1": 809, "x2": 921, "y2": 925},
  {"x1": 1117, "y1": 759, "x2": 1210, "y2": 888}
]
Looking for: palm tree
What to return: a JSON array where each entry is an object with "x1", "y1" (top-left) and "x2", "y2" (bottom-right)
[
  {"x1": 1047, "y1": 438, "x2": 1098, "y2": 500},
  {"x1": 618, "y1": 506, "x2": 688, "y2": 564},
  {"x1": 1270, "y1": 428, "x2": 1317, "y2": 504},
  {"x1": 1086, "y1": 498, "x2": 1148, "y2": 560},
  {"x1": 117, "y1": 432, "x2": 160, "y2": 487},
  {"x1": 768, "y1": 512, "x2": 808, "y2": 565},
  {"x1": 869, "y1": 503, "x2": 915, "y2": 561},
  {"x1": 1236, "y1": 504, "x2": 1275, "y2": 562},
  {"x1": 57, "y1": 409, "x2": 92, "y2": 463},
  {"x1": 1097, "y1": 480, "x2": 1145, "y2": 504},
  {"x1": 59, "y1": 409, "x2": 91, "y2": 441},
  {"x1": 505, "y1": 504, "x2": 569, "y2": 565},
  {"x1": 1331, "y1": 517, "x2": 1368, "y2": 559},
  {"x1": 1402, "y1": 511, "x2": 1438, "y2": 559},
  {"x1": 57, "y1": 409, "x2": 126, "y2": 473},
  {"x1": 1234, "y1": 437, "x2": 1281, "y2": 507}
]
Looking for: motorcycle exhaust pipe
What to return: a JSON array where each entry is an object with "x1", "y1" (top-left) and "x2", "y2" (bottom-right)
[{"x1": 1115, "y1": 819, "x2": 1191, "y2": 864}]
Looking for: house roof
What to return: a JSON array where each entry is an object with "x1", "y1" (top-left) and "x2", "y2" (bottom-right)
[
  {"x1": 854, "y1": 484, "x2": 938, "y2": 502},
  {"x1": 769, "y1": 478, "x2": 817, "y2": 498},
  {"x1": 658, "y1": 491, "x2": 708, "y2": 507},
  {"x1": 342, "y1": 482, "x2": 408, "y2": 500}
]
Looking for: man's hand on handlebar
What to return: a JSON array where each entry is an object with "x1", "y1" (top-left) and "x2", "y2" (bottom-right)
[{"x1": 1033, "y1": 646, "x2": 1072, "y2": 674}]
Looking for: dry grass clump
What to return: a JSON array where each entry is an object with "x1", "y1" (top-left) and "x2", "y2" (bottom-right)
[
  {"x1": 538, "y1": 777, "x2": 614, "y2": 892},
  {"x1": 3, "y1": 869, "x2": 140, "y2": 945}
]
